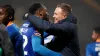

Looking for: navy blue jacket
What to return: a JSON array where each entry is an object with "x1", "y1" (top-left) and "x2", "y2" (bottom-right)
[{"x1": 27, "y1": 13, "x2": 80, "y2": 56}]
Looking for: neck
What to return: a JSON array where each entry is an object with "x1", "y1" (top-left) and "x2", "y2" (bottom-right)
[
  {"x1": 7, "y1": 21, "x2": 13, "y2": 26},
  {"x1": 96, "y1": 38, "x2": 100, "y2": 42}
]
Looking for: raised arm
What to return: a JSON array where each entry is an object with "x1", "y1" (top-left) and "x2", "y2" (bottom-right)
[{"x1": 28, "y1": 15, "x2": 76, "y2": 35}]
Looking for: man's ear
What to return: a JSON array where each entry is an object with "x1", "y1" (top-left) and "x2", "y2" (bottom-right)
[
  {"x1": 63, "y1": 12, "x2": 69, "y2": 19},
  {"x1": 64, "y1": 14, "x2": 67, "y2": 19}
]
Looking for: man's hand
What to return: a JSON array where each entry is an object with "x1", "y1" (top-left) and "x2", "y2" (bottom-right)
[{"x1": 33, "y1": 31, "x2": 41, "y2": 37}]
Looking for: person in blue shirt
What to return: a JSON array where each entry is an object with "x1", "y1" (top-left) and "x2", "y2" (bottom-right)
[
  {"x1": 0, "y1": 5, "x2": 24, "y2": 56},
  {"x1": 21, "y1": 3, "x2": 62, "y2": 56},
  {"x1": 86, "y1": 26, "x2": 100, "y2": 56}
]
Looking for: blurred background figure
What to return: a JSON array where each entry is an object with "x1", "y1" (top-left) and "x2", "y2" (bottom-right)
[
  {"x1": 86, "y1": 26, "x2": 100, "y2": 56},
  {"x1": 0, "y1": 5, "x2": 23, "y2": 56},
  {"x1": 84, "y1": 0, "x2": 100, "y2": 12}
]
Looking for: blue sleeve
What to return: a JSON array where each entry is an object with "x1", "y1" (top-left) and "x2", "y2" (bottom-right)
[
  {"x1": 86, "y1": 44, "x2": 92, "y2": 56},
  {"x1": 7, "y1": 24, "x2": 24, "y2": 56},
  {"x1": 7, "y1": 24, "x2": 19, "y2": 39},
  {"x1": 32, "y1": 36, "x2": 62, "y2": 56},
  {"x1": 15, "y1": 34, "x2": 24, "y2": 56}
]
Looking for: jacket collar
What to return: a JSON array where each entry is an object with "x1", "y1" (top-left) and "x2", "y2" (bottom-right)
[{"x1": 58, "y1": 13, "x2": 77, "y2": 24}]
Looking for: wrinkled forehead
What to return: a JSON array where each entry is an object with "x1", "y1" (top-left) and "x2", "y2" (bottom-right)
[{"x1": 55, "y1": 7, "x2": 66, "y2": 14}]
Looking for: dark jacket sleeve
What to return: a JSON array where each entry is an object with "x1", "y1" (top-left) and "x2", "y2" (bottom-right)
[
  {"x1": 28, "y1": 15, "x2": 76, "y2": 35},
  {"x1": 0, "y1": 29, "x2": 15, "y2": 56}
]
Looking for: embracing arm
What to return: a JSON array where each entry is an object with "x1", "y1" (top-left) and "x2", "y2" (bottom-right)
[
  {"x1": 28, "y1": 15, "x2": 76, "y2": 35},
  {"x1": 31, "y1": 36, "x2": 61, "y2": 56}
]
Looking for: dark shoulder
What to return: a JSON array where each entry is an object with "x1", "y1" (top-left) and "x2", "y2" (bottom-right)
[
  {"x1": 0, "y1": 28, "x2": 8, "y2": 34},
  {"x1": 63, "y1": 22, "x2": 77, "y2": 30},
  {"x1": 0, "y1": 27, "x2": 9, "y2": 41}
]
